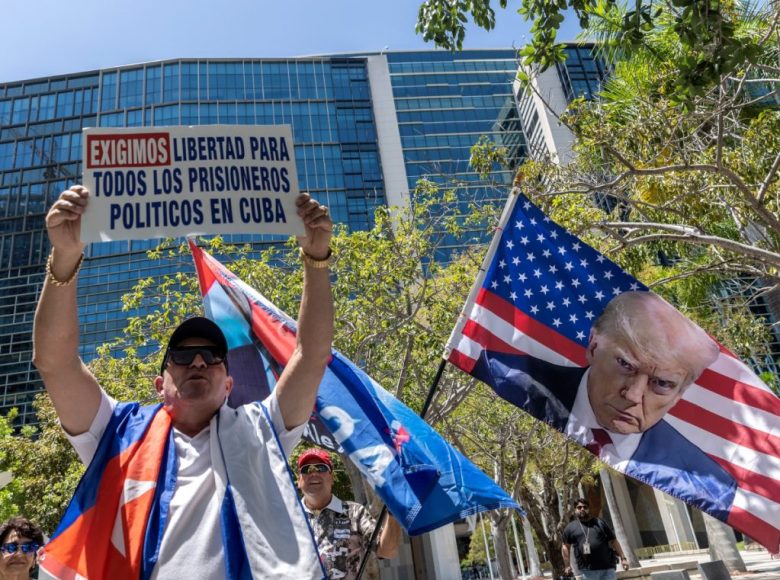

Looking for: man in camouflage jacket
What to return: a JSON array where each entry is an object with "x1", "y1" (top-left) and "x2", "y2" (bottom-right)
[{"x1": 297, "y1": 449, "x2": 401, "y2": 579}]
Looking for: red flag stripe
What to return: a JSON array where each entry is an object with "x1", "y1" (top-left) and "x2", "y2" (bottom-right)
[
  {"x1": 728, "y1": 506, "x2": 779, "y2": 553},
  {"x1": 710, "y1": 455, "x2": 780, "y2": 501},
  {"x1": 465, "y1": 305, "x2": 583, "y2": 367},
  {"x1": 448, "y1": 348, "x2": 477, "y2": 374},
  {"x1": 681, "y1": 383, "x2": 778, "y2": 436},
  {"x1": 669, "y1": 400, "x2": 780, "y2": 458},
  {"x1": 189, "y1": 241, "x2": 218, "y2": 297},
  {"x1": 474, "y1": 289, "x2": 588, "y2": 366},
  {"x1": 461, "y1": 319, "x2": 528, "y2": 357},
  {"x1": 696, "y1": 367, "x2": 780, "y2": 416},
  {"x1": 248, "y1": 302, "x2": 296, "y2": 366}
]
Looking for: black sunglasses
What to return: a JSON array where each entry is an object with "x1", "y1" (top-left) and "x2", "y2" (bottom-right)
[
  {"x1": 166, "y1": 346, "x2": 226, "y2": 368},
  {"x1": 300, "y1": 463, "x2": 331, "y2": 475},
  {"x1": 1, "y1": 542, "x2": 39, "y2": 555}
]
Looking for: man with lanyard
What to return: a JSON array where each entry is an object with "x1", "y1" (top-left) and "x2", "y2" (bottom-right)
[
  {"x1": 297, "y1": 449, "x2": 401, "y2": 579},
  {"x1": 562, "y1": 498, "x2": 629, "y2": 580},
  {"x1": 34, "y1": 184, "x2": 334, "y2": 578}
]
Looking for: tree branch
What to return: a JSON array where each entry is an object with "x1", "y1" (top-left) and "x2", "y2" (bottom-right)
[
  {"x1": 757, "y1": 149, "x2": 780, "y2": 204},
  {"x1": 595, "y1": 222, "x2": 780, "y2": 268}
]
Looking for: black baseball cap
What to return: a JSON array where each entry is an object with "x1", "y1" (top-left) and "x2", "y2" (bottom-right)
[{"x1": 160, "y1": 317, "x2": 229, "y2": 375}]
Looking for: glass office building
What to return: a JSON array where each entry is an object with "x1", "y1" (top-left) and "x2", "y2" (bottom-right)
[
  {"x1": 512, "y1": 42, "x2": 610, "y2": 164},
  {"x1": 384, "y1": 51, "x2": 523, "y2": 255},
  {"x1": 0, "y1": 49, "x2": 525, "y2": 425}
]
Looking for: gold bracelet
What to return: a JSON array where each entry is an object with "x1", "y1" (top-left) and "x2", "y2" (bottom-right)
[
  {"x1": 299, "y1": 247, "x2": 332, "y2": 269},
  {"x1": 46, "y1": 252, "x2": 84, "y2": 286}
]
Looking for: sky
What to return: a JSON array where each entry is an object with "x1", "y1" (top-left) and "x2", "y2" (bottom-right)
[{"x1": 2, "y1": 0, "x2": 582, "y2": 83}]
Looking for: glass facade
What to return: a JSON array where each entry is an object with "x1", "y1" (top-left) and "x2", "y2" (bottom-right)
[
  {"x1": 0, "y1": 50, "x2": 526, "y2": 426},
  {"x1": 513, "y1": 43, "x2": 609, "y2": 162},
  {"x1": 554, "y1": 44, "x2": 611, "y2": 104},
  {"x1": 386, "y1": 50, "x2": 525, "y2": 256},
  {"x1": 0, "y1": 57, "x2": 389, "y2": 425}
]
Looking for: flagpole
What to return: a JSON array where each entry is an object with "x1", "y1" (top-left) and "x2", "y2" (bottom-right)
[
  {"x1": 443, "y1": 187, "x2": 521, "y2": 358},
  {"x1": 353, "y1": 358, "x2": 448, "y2": 580}
]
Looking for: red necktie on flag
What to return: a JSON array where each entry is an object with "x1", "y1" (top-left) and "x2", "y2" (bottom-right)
[{"x1": 586, "y1": 428, "x2": 612, "y2": 456}]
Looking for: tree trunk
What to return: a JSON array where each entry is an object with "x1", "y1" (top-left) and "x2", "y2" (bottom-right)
[
  {"x1": 490, "y1": 515, "x2": 514, "y2": 579},
  {"x1": 544, "y1": 536, "x2": 566, "y2": 578},
  {"x1": 702, "y1": 512, "x2": 747, "y2": 573},
  {"x1": 523, "y1": 516, "x2": 543, "y2": 577},
  {"x1": 600, "y1": 468, "x2": 641, "y2": 569}
]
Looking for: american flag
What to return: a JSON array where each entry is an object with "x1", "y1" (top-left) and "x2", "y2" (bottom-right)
[{"x1": 446, "y1": 190, "x2": 780, "y2": 551}]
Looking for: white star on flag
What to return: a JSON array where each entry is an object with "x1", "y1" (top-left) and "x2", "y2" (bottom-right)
[{"x1": 111, "y1": 478, "x2": 157, "y2": 557}]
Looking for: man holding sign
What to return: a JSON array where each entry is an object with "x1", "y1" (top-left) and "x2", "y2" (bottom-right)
[{"x1": 33, "y1": 185, "x2": 333, "y2": 579}]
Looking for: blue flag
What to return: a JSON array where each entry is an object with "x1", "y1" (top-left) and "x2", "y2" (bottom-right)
[{"x1": 190, "y1": 241, "x2": 522, "y2": 535}]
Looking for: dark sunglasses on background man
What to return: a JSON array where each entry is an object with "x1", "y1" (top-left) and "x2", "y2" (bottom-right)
[
  {"x1": 167, "y1": 346, "x2": 226, "y2": 367},
  {"x1": 1, "y1": 542, "x2": 40, "y2": 555},
  {"x1": 300, "y1": 463, "x2": 332, "y2": 475}
]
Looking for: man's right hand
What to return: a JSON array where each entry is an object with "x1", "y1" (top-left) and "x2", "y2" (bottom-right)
[
  {"x1": 35, "y1": 185, "x2": 102, "y2": 437},
  {"x1": 46, "y1": 185, "x2": 89, "y2": 254},
  {"x1": 564, "y1": 566, "x2": 573, "y2": 577}
]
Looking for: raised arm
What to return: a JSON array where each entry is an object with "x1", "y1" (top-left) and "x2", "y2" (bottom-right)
[
  {"x1": 274, "y1": 193, "x2": 333, "y2": 429},
  {"x1": 32, "y1": 185, "x2": 102, "y2": 435}
]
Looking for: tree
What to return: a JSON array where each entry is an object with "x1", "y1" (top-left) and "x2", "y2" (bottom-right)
[
  {"x1": 416, "y1": 0, "x2": 765, "y2": 106},
  {"x1": 514, "y1": 1, "x2": 780, "y2": 376},
  {"x1": 439, "y1": 380, "x2": 599, "y2": 579}
]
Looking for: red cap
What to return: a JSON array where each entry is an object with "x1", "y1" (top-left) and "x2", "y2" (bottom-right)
[{"x1": 297, "y1": 448, "x2": 332, "y2": 470}]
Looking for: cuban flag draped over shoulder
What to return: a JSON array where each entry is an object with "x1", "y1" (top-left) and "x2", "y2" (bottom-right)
[
  {"x1": 39, "y1": 404, "x2": 172, "y2": 580},
  {"x1": 446, "y1": 190, "x2": 780, "y2": 552},
  {"x1": 189, "y1": 240, "x2": 521, "y2": 535}
]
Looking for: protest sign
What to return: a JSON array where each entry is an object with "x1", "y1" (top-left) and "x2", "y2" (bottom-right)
[{"x1": 81, "y1": 125, "x2": 303, "y2": 243}]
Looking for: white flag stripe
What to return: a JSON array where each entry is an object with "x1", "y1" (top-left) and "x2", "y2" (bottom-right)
[
  {"x1": 452, "y1": 334, "x2": 483, "y2": 363},
  {"x1": 665, "y1": 415, "x2": 780, "y2": 482},
  {"x1": 469, "y1": 304, "x2": 580, "y2": 367},
  {"x1": 710, "y1": 351, "x2": 776, "y2": 395},
  {"x1": 683, "y1": 383, "x2": 780, "y2": 437},
  {"x1": 733, "y1": 487, "x2": 780, "y2": 530}
]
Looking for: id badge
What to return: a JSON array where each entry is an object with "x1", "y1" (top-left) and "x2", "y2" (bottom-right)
[{"x1": 583, "y1": 542, "x2": 591, "y2": 555}]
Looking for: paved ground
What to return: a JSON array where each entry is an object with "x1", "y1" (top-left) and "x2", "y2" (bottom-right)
[
  {"x1": 642, "y1": 549, "x2": 780, "y2": 579},
  {"x1": 514, "y1": 549, "x2": 780, "y2": 580}
]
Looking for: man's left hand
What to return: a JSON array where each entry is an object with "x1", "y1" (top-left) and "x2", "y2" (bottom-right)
[
  {"x1": 296, "y1": 193, "x2": 332, "y2": 259},
  {"x1": 621, "y1": 557, "x2": 629, "y2": 570}
]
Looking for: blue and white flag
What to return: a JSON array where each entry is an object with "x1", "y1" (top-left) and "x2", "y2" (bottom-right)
[{"x1": 190, "y1": 241, "x2": 522, "y2": 535}]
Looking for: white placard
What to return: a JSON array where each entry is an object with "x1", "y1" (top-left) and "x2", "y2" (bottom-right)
[{"x1": 81, "y1": 125, "x2": 304, "y2": 243}]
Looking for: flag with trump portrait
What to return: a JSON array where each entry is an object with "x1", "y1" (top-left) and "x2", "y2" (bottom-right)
[
  {"x1": 445, "y1": 190, "x2": 780, "y2": 552},
  {"x1": 189, "y1": 240, "x2": 522, "y2": 536}
]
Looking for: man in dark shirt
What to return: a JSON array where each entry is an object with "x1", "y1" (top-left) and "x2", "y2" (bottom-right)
[{"x1": 562, "y1": 498, "x2": 628, "y2": 580}]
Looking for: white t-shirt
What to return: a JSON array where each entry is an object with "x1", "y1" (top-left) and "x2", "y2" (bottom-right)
[{"x1": 67, "y1": 391, "x2": 304, "y2": 579}]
